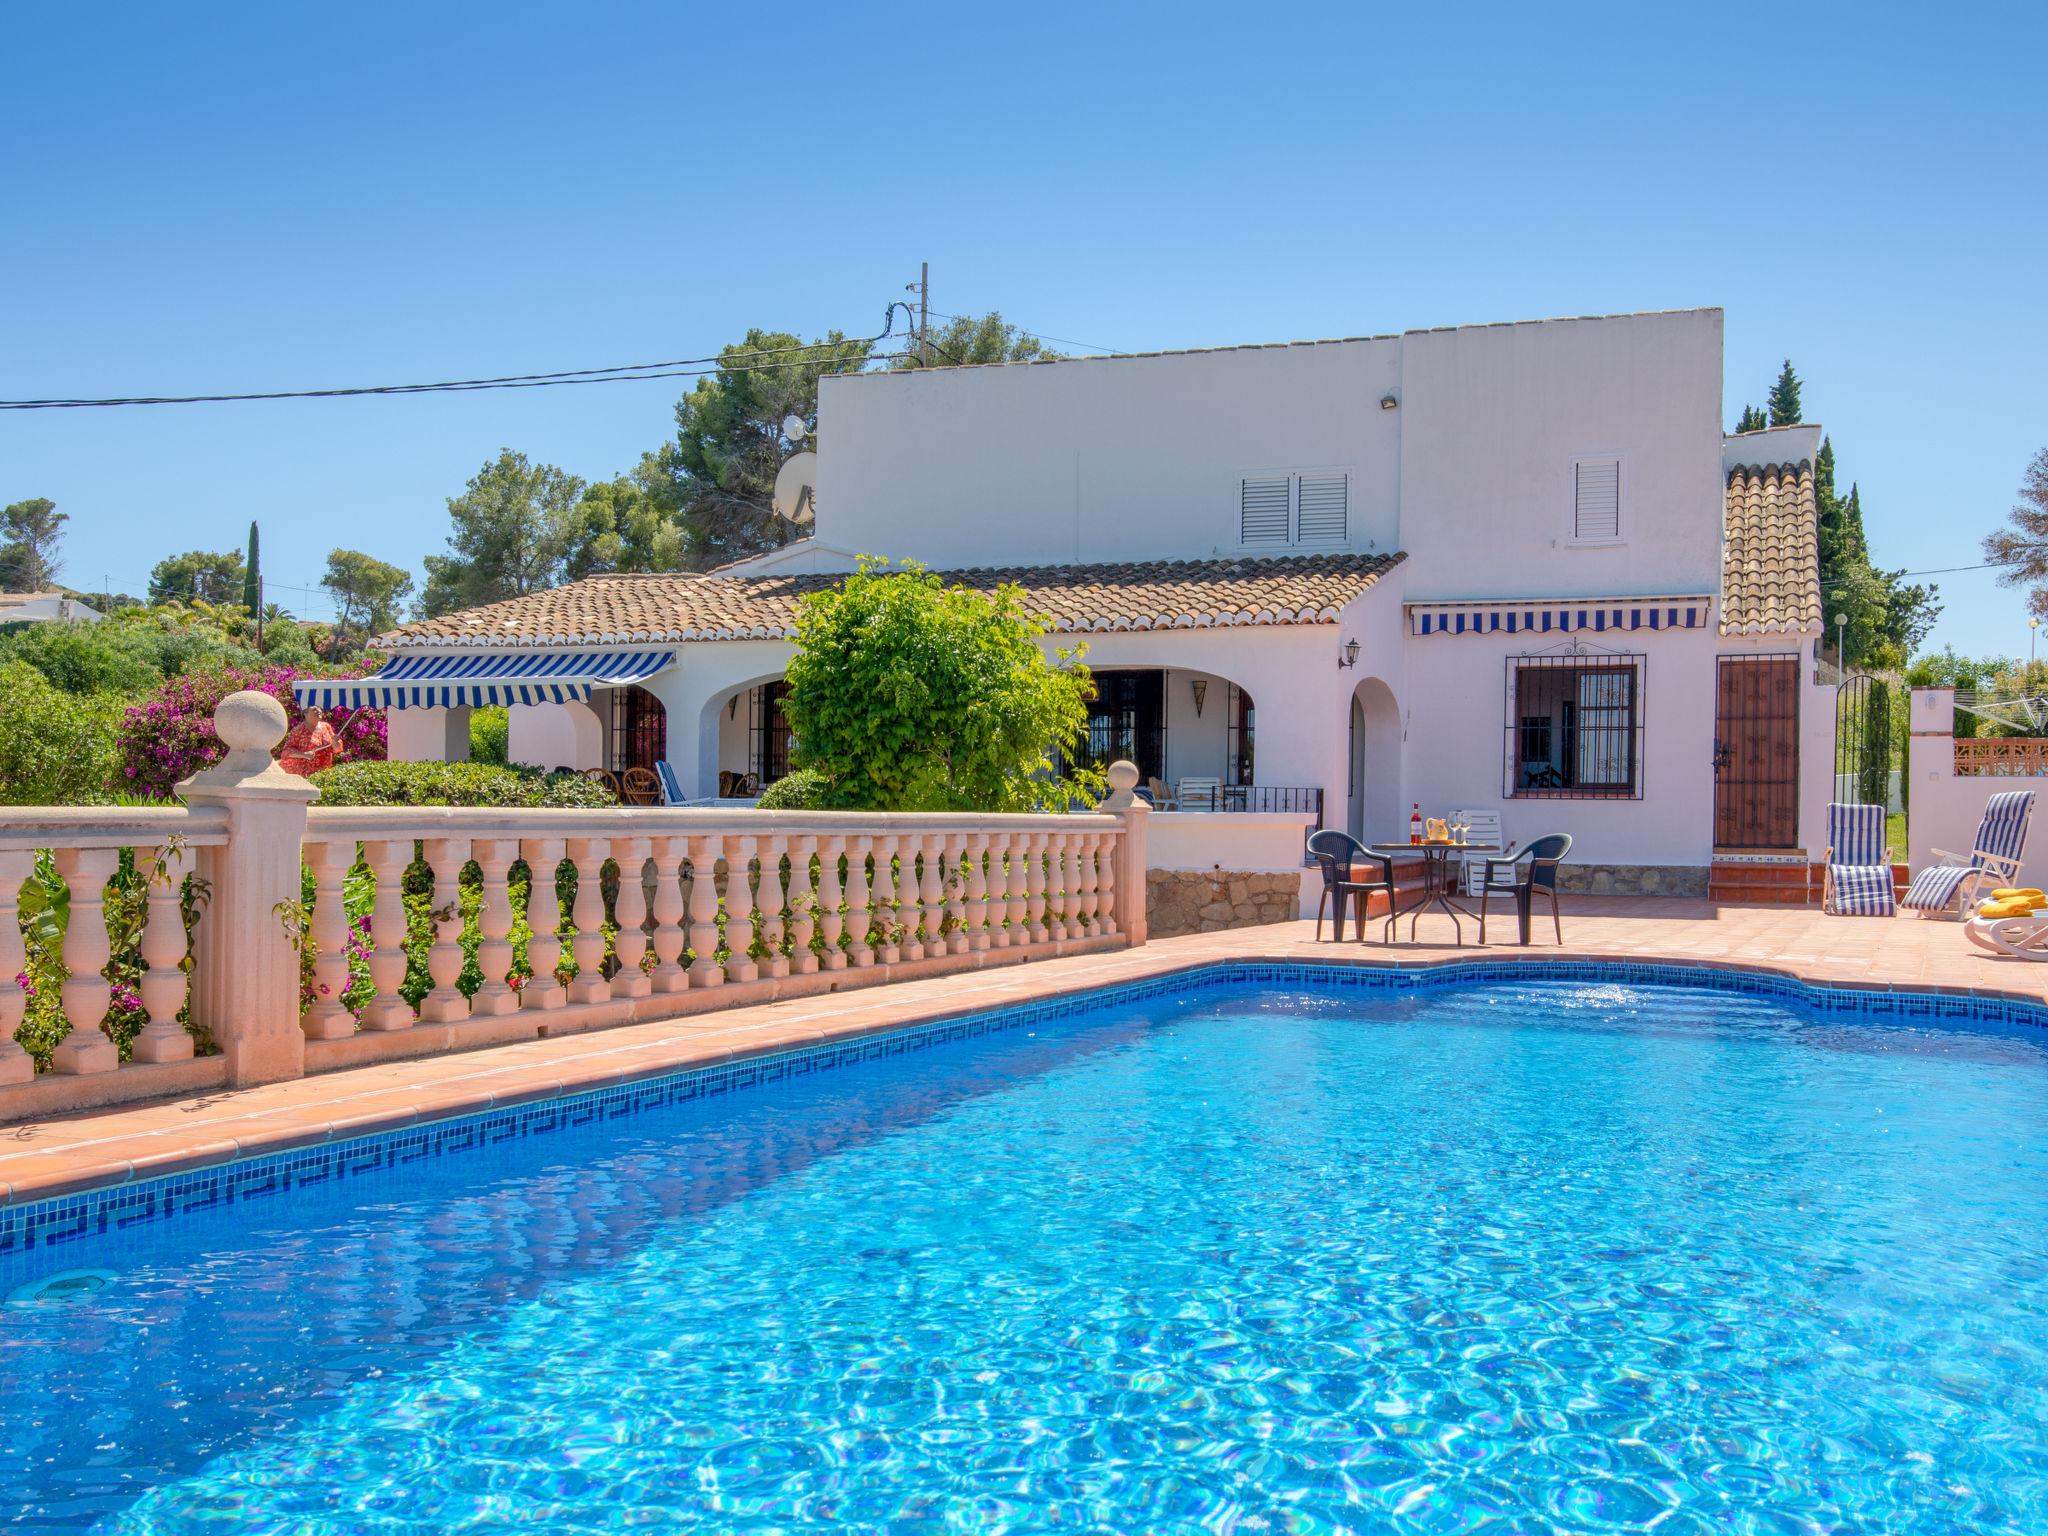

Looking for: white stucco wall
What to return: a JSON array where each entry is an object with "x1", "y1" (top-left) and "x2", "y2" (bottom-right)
[
  {"x1": 1907, "y1": 688, "x2": 2048, "y2": 891},
  {"x1": 506, "y1": 699, "x2": 602, "y2": 770},
  {"x1": 386, "y1": 707, "x2": 470, "y2": 763},
  {"x1": 1395, "y1": 310, "x2": 1725, "y2": 601},
  {"x1": 1148, "y1": 811, "x2": 1321, "y2": 917},
  {"x1": 818, "y1": 338, "x2": 1404, "y2": 567}
]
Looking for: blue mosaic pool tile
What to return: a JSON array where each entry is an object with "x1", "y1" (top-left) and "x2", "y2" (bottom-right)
[{"x1": 6, "y1": 955, "x2": 2048, "y2": 1272}]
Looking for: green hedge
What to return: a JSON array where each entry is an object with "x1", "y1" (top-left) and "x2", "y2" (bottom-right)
[
  {"x1": 754, "y1": 768, "x2": 830, "y2": 809},
  {"x1": 309, "y1": 760, "x2": 617, "y2": 808}
]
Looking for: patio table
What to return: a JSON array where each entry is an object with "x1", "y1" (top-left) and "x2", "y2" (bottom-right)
[{"x1": 1367, "y1": 841, "x2": 1502, "y2": 946}]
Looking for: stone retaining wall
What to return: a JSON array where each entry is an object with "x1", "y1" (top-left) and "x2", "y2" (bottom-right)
[
  {"x1": 1554, "y1": 864, "x2": 1709, "y2": 898},
  {"x1": 1148, "y1": 869, "x2": 1302, "y2": 937}
]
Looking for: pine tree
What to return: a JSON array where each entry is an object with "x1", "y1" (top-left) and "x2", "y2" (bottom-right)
[
  {"x1": 1767, "y1": 360, "x2": 1803, "y2": 426},
  {"x1": 242, "y1": 521, "x2": 261, "y2": 613},
  {"x1": 1735, "y1": 404, "x2": 1767, "y2": 433}
]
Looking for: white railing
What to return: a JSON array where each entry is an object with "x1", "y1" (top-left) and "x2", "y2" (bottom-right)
[{"x1": 0, "y1": 694, "x2": 1148, "y2": 1119}]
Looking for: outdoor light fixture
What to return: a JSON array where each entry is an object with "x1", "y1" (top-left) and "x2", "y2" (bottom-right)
[
  {"x1": 1338, "y1": 638, "x2": 1361, "y2": 670},
  {"x1": 1191, "y1": 679, "x2": 1208, "y2": 717},
  {"x1": 1380, "y1": 393, "x2": 1399, "y2": 410}
]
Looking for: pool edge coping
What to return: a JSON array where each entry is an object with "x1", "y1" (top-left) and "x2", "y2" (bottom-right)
[{"x1": 6, "y1": 940, "x2": 2048, "y2": 1217}]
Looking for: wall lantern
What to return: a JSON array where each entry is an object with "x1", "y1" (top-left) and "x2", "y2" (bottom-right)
[
  {"x1": 1191, "y1": 678, "x2": 1207, "y2": 717},
  {"x1": 1338, "y1": 639, "x2": 1361, "y2": 670},
  {"x1": 1380, "y1": 393, "x2": 1399, "y2": 410}
]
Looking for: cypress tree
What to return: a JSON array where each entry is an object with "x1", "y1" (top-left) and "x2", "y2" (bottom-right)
[
  {"x1": 1735, "y1": 403, "x2": 1767, "y2": 433},
  {"x1": 1767, "y1": 359, "x2": 1803, "y2": 426},
  {"x1": 242, "y1": 521, "x2": 260, "y2": 613}
]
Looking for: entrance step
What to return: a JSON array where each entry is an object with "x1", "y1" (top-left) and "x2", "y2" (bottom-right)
[{"x1": 1707, "y1": 859, "x2": 1910, "y2": 905}]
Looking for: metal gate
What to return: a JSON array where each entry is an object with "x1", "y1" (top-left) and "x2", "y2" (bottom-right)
[
  {"x1": 1713, "y1": 655, "x2": 1800, "y2": 849},
  {"x1": 1835, "y1": 672, "x2": 1903, "y2": 814}
]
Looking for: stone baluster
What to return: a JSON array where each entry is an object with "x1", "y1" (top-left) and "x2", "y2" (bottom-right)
[
  {"x1": 566, "y1": 838, "x2": 611, "y2": 1004},
  {"x1": 359, "y1": 838, "x2": 415, "y2": 1031},
  {"x1": 521, "y1": 838, "x2": 568, "y2": 1010},
  {"x1": 611, "y1": 838, "x2": 652, "y2": 998},
  {"x1": 1063, "y1": 833, "x2": 1084, "y2": 938},
  {"x1": 1024, "y1": 832, "x2": 1049, "y2": 945},
  {"x1": 787, "y1": 835, "x2": 819, "y2": 975},
  {"x1": 648, "y1": 836, "x2": 689, "y2": 993},
  {"x1": 843, "y1": 836, "x2": 874, "y2": 967},
  {"x1": 816, "y1": 836, "x2": 846, "y2": 970},
  {"x1": 1040, "y1": 834, "x2": 1065, "y2": 941},
  {"x1": 724, "y1": 838, "x2": 759, "y2": 984},
  {"x1": 943, "y1": 833, "x2": 970, "y2": 954},
  {"x1": 301, "y1": 841, "x2": 355, "y2": 1040},
  {"x1": 131, "y1": 844, "x2": 198, "y2": 1062},
  {"x1": 468, "y1": 839, "x2": 521, "y2": 1016},
  {"x1": 962, "y1": 833, "x2": 991, "y2": 951},
  {"x1": 1073, "y1": 835, "x2": 1105, "y2": 946},
  {"x1": 686, "y1": 835, "x2": 725, "y2": 987},
  {"x1": 756, "y1": 836, "x2": 790, "y2": 978},
  {"x1": 1003, "y1": 831, "x2": 1029, "y2": 948},
  {"x1": 1095, "y1": 826, "x2": 1119, "y2": 937},
  {"x1": 417, "y1": 837, "x2": 472, "y2": 1023},
  {"x1": 49, "y1": 847, "x2": 120, "y2": 1074},
  {"x1": 869, "y1": 832, "x2": 902, "y2": 960},
  {"x1": 917, "y1": 833, "x2": 946, "y2": 957},
  {"x1": 0, "y1": 851, "x2": 36, "y2": 1083}
]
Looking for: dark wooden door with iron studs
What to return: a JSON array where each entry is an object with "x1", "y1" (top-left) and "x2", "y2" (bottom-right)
[{"x1": 1712, "y1": 655, "x2": 1800, "y2": 849}]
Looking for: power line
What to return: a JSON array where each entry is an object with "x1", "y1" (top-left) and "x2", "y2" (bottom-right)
[
  {"x1": 1, "y1": 312, "x2": 907, "y2": 410},
  {"x1": 923, "y1": 308, "x2": 1123, "y2": 357}
]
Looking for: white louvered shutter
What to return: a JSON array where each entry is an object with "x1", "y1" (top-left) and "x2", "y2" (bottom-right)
[
  {"x1": 1573, "y1": 459, "x2": 1621, "y2": 540},
  {"x1": 1295, "y1": 472, "x2": 1348, "y2": 542},
  {"x1": 1239, "y1": 475, "x2": 1291, "y2": 543}
]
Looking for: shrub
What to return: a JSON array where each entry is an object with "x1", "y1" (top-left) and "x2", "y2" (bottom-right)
[
  {"x1": 782, "y1": 557, "x2": 1098, "y2": 811},
  {"x1": 116, "y1": 661, "x2": 385, "y2": 798},
  {"x1": 309, "y1": 759, "x2": 617, "y2": 808},
  {"x1": 0, "y1": 619, "x2": 164, "y2": 695},
  {"x1": 754, "y1": 767, "x2": 829, "y2": 809},
  {"x1": 470, "y1": 706, "x2": 510, "y2": 766},
  {"x1": 0, "y1": 661, "x2": 126, "y2": 803}
]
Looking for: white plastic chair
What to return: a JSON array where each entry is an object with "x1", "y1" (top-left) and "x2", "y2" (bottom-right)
[
  {"x1": 1177, "y1": 776, "x2": 1222, "y2": 812},
  {"x1": 1454, "y1": 809, "x2": 1509, "y2": 896}
]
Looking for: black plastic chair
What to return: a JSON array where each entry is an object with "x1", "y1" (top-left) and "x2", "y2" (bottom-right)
[
  {"x1": 1306, "y1": 829, "x2": 1398, "y2": 942},
  {"x1": 1477, "y1": 833, "x2": 1573, "y2": 945}
]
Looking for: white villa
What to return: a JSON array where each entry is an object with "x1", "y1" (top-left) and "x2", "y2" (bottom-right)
[{"x1": 306, "y1": 306, "x2": 1832, "y2": 895}]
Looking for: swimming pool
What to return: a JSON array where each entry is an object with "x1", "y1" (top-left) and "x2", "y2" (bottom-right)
[{"x1": 5, "y1": 963, "x2": 2048, "y2": 1533}]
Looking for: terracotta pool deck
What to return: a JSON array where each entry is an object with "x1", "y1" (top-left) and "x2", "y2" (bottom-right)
[{"x1": 5, "y1": 898, "x2": 2043, "y2": 1207}]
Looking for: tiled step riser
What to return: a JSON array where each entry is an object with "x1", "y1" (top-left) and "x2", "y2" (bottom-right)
[{"x1": 1708, "y1": 863, "x2": 1909, "y2": 905}]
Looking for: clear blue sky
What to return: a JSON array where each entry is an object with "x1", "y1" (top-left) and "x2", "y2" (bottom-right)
[{"x1": 5, "y1": 2, "x2": 2042, "y2": 658}]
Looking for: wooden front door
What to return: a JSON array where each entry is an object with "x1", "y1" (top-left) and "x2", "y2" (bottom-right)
[{"x1": 1713, "y1": 656, "x2": 1800, "y2": 849}]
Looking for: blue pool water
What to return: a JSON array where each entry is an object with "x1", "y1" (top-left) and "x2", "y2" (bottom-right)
[{"x1": 6, "y1": 973, "x2": 2048, "y2": 1533}]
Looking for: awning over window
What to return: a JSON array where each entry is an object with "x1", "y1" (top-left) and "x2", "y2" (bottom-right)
[
  {"x1": 292, "y1": 649, "x2": 675, "y2": 711},
  {"x1": 1406, "y1": 597, "x2": 1712, "y2": 638}
]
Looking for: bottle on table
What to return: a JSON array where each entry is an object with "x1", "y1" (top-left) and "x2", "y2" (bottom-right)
[{"x1": 1410, "y1": 804, "x2": 1423, "y2": 845}]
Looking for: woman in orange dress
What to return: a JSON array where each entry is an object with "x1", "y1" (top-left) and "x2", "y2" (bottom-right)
[{"x1": 277, "y1": 705, "x2": 339, "y2": 777}]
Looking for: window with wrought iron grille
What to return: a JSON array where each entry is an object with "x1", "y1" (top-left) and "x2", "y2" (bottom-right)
[
  {"x1": 1504, "y1": 653, "x2": 1645, "y2": 798},
  {"x1": 1238, "y1": 470, "x2": 1349, "y2": 546}
]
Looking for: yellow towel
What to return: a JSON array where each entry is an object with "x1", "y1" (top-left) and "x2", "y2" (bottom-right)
[
  {"x1": 1990, "y1": 887, "x2": 2045, "y2": 901},
  {"x1": 1978, "y1": 897, "x2": 2047, "y2": 919}
]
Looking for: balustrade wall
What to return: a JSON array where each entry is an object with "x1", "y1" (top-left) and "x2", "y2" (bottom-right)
[{"x1": 0, "y1": 694, "x2": 1149, "y2": 1122}]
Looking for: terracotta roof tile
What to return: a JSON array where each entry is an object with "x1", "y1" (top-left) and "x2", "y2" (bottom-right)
[
  {"x1": 383, "y1": 553, "x2": 1407, "y2": 649},
  {"x1": 1721, "y1": 462, "x2": 1822, "y2": 635}
]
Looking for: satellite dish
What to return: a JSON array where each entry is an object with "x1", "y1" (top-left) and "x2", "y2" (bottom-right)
[
  {"x1": 781, "y1": 413, "x2": 809, "y2": 443},
  {"x1": 772, "y1": 450, "x2": 818, "y2": 525}
]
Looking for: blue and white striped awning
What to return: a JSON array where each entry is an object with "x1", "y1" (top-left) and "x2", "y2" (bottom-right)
[
  {"x1": 1406, "y1": 597, "x2": 1713, "y2": 638},
  {"x1": 293, "y1": 649, "x2": 675, "y2": 710}
]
